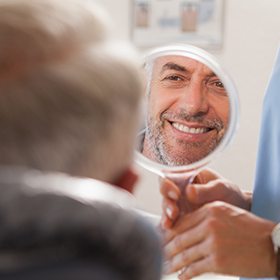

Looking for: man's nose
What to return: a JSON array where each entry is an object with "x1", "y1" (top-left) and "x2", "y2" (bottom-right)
[{"x1": 179, "y1": 81, "x2": 209, "y2": 116}]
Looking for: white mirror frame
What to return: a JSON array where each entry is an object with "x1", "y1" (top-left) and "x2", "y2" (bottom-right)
[{"x1": 135, "y1": 44, "x2": 239, "y2": 177}]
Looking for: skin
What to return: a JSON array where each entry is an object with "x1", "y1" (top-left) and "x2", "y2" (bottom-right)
[
  {"x1": 160, "y1": 169, "x2": 252, "y2": 229},
  {"x1": 142, "y1": 55, "x2": 230, "y2": 166},
  {"x1": 113, "y1": 167, "x2": 138, "y2": 194},
  {"x1": 163, "y1": 201, "x2": 276, "y2": 279},
  {"x1": 160, "y1": 170, "x2": 277, "y2": 278}
]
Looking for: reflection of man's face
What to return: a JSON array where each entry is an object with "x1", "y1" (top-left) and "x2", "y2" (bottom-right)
[{"x1": 142, "y1": 55, "x2": 230, "y2": 166}]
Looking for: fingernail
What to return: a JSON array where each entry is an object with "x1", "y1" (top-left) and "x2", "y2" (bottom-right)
[
  {"x1": 163, "y1": 261, "x2": 171, "y2": 274},
  {"x1": 166, "y1": 207, "x2": 173, "y2": 219},
  {"x1": 168, "y1": 191, "x2": 178, "y2": 200},
  {"x1": 178, "y1": 267, "x2": 186, "y2": 276}
]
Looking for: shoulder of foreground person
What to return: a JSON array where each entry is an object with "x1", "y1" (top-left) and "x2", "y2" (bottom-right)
[{"x1": 0, "y1": 171, "x2": 163, "y2": 280}]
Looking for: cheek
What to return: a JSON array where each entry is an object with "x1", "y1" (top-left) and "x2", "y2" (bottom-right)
[
  {"x1": 149, "y1": 86, "x2": 181, "y2": 117},
  {"x1": 220, "y1": 100, "x2": 230, "y2": 127},
  {"x1": 217, "y1": 105, "x2": 230, "y2": 128},
  {"x1": 209, "y1": 98, "x2": 230, "y2": 125}
]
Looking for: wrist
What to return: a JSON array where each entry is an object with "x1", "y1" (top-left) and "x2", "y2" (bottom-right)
[
  {"x1": 243, "y1": 191, "x2": 252, "y2": 211},
  {"x1": 272, "y1": 248, "x2": 278, "y2": 278},
  {"x1": 257, "y1": 220, "x2": 278, "y2": 277},
  {"x1": 271, "y1": 223, "x2": 280, "y2": 278}
]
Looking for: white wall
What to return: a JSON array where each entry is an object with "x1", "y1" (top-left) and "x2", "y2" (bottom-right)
[{"x1": 94, "y1": 0, "x2": 280, "y2": 214}]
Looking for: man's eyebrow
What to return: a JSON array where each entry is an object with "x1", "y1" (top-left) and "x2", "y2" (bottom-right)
[
  {"x1": 160, "y1": 62, "x2": 187, "y2": 74},
  {"x1": 160, "y1": 62, "x2": 218, "y2": 78},
  {"x1": 206, "y1": 72, "x2": 218, "y2": 79}
]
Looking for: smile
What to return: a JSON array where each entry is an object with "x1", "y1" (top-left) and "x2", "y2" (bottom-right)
[{"x1": 172, "y1": 122, "x2": 211, "y2": 134}]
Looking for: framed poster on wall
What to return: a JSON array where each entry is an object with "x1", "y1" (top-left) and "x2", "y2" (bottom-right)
[{"x1": 131, "y1": 0, "x2": 224, "y2": 49}]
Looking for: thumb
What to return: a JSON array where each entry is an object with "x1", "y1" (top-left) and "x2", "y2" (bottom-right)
[{"x1": 187, "y1": 180, "x2": 223, "y2": 205}]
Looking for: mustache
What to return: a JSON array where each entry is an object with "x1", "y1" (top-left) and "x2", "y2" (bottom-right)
[{"x1": 161, "y1": 110, "x2": 224, "y2": 131}]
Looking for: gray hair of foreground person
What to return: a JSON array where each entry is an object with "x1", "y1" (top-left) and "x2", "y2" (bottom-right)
[{"x1": 0, "y1": 0, "x2": 143, "y2": 183}]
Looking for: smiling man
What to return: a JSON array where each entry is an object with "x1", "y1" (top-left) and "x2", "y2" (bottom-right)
[{"x1": 142, "y1": 55, "x2": 229, "y2": 166}]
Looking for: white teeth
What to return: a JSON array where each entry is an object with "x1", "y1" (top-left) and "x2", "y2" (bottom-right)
[{"x1": 172, "y1": 122, "x2": 208, "y2": 134}]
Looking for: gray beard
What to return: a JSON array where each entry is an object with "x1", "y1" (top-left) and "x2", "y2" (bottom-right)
[{"x1": 145, "y1": 113, "x2": 224, "y2": 166}]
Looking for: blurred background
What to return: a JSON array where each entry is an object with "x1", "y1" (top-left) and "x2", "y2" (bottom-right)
[{"x1": 93, "y1": 0, "x2": 280, "y2": 214}]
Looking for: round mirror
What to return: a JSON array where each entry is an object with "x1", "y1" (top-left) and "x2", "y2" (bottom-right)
[{"x1": 135, "y1": 44, "x2": 239, "y2": 202}]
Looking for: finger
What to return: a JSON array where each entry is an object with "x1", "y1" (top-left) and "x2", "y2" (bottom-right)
[
  {"x1": 161, "y1": 215, "x2": 174, "y2": 230},
  {"x1": 164, "y1": 203, "x2": 209, "y2": 243},
  {"x1": 187, "y1": 180, "x2": 225, "y2": 205},
  {"x1": 193, "y1": 168, "x2": 222, "y2": 184},
  {"x1": 178, "y1": 267, "x2": 189, "y2": 280},
  {"x1": 161, "y1": 199, "x2": 179, "y2": 230},
  {"x1": 164, "y1": 219, "x2": 205, "y2": 259},
  {"x1": 178, "y1": 256, "x2": 213, "y2": 279},
  {"x1": 160, "y1": 178, "x2": 180, "y2": 201},
  {"x1": 163, "y1": 212, "x2": 205, "y2": 244},
  {"x1": 162, "y1": 197, "x2": 179, "y2": 222},
  {"x1": 164, "y1": 240, "x2": 207, "y2": 274}
]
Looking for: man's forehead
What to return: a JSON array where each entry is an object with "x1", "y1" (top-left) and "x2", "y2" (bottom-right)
[{"x1": 154, "y1": 55, "x2": 214, "y2": 75}]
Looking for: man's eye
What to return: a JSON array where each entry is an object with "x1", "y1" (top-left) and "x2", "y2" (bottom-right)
[
  {"x1": 163, "y1": 75, "x2": 183, "y2": 81},
  {"x1": 208, "y1": 79, "x2": 225, "y2": 90},
  {"x1": 214, "y1": 81, "x2": 224, "y2": 88}
]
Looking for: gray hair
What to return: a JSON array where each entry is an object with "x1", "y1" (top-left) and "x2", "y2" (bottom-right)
[
  {"x1": 0, "y1": 0, "x2": 143, "y2": 182},
  {"x1": 144, "y1": 57, "x2": 154, "y2": 97}
]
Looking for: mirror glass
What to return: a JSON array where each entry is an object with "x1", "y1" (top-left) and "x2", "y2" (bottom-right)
[{"x1": 135, "y1": 44, "x2": 239, "y2": 177}]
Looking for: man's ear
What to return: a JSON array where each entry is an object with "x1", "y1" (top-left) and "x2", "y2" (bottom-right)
[{"x1": 114, "y1": 167, "x2": 138, "y2": 193}]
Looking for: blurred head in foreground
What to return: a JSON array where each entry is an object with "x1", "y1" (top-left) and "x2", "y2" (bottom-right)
[
  {"x1": 0, "y1": 1, "x2": 162, "y2": 280},
  {"x1": 0, "y1": 0, "x2": 143, "y2": 191}
]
